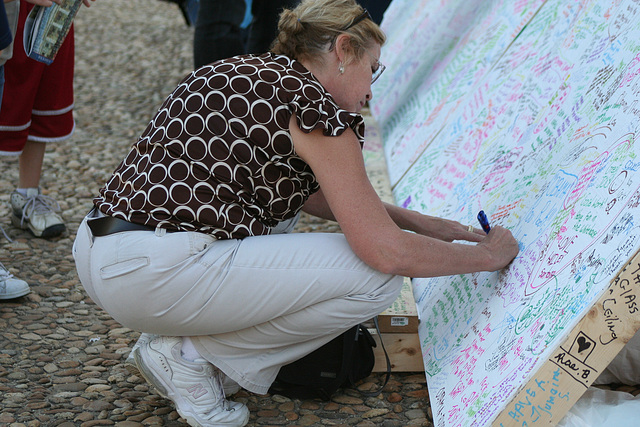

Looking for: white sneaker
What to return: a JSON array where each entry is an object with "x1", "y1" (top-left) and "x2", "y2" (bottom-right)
[
  {"x1": 126, "y1": 334, "x2": 242, "y2": 396},
  {"x1": 0, "y1": 263, "x2": 30, "y2": 300},
  {"x1": 220, "y1": 373, "x2": 242, "y2": 396},
  {"x1": 125, "y1": 333, "x2": 158, "y2": 375},
  {"x1": 10, "y1": 188, "x2": 66, "y2": 238},
  {"x1": 134, "y1": 336, "x2": 249, "y2": 427}
]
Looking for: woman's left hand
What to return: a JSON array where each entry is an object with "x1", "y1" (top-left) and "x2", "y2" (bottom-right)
[
  {"x1": 414, "y1": 214, "x2": 486, "y2": 243},
  {"x1": 383, "y1": 203, "x2": 488, "y2": 243}
]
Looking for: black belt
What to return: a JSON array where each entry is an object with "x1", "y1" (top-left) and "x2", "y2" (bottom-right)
[{"x1": 88, "y1": 215, "x2": 166, "y2": 237}]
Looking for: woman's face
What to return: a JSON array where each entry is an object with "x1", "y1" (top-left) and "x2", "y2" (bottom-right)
[{"x1": 330, "y1": 43, "x2": 382, "y2": 113}]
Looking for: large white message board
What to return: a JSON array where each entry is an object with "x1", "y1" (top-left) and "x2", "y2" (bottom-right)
[{"x1": 371, "y1": 0, "x2": 640, "y2": 425}]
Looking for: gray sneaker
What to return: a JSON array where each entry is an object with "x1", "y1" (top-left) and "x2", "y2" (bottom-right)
[
  {"x1": 134, "y1": 336, "x2": 249, "y2": 426},
  {"x1": 10, "y1": 188, "x2": 66, "y2": 238},
  {"x1": 0, "y1": 262, "x2": 30, "y2": 300}
]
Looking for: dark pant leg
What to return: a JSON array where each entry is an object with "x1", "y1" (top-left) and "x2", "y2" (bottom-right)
[
  {"x1": 193, "y1": 0, "x2": 247, "y2": 68},
  {"x1": 357, "y1": 0, "x2": 392, "y2": 25},
  {"x1": 245, "y1": 0, "x2": 298, "y2": 54}
]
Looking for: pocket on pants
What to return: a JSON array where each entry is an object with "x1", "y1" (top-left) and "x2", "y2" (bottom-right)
[{"x1": 100, "y1": 257, "x2": 150, "y2": 280}]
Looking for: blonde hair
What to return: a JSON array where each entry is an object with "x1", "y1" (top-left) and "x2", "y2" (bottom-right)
[{"x1": 272, "y1": 0, "x2": 386, "y2": 65}]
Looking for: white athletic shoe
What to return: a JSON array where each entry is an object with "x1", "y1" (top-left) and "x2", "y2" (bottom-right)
[
  {"x1": 0, "y1": 263, "x2": 30, "y2": 300},
  {"x1": 126, "y1": 333, "x2": 241, "y2": 396},
  {"x1": 134, "y1": 336, "x2": 249, "y2": 426},
  {"x1": 125, "y1": 333, "x2": 158, "y2": 375}
]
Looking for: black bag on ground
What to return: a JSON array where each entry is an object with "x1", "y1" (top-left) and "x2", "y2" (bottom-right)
[{"x1": 269, "y1": 324, "x2": 377, "y2": 400}]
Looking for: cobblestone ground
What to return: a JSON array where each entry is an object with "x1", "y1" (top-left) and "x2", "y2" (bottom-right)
[{"x1": 0, "y1": 1, "x2": 433, "y2": 425}]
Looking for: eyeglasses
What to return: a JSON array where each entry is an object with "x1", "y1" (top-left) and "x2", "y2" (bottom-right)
[
  {"x1": 366, "y1": 51, "x2": 386, "y2": 84},
  {"x1": 371, "y1": 58, "x2": 386, "y2": 84}
]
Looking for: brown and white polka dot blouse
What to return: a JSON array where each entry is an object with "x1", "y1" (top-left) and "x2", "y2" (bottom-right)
[{"x1": 94, "y1": 53, "x2": 365, "y2": 240}]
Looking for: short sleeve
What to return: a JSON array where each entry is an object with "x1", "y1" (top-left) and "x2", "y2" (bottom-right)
[
  {"x1": 294, "y1": 97, "x2": 366, "y2": 146},
  {"x1": 283, "y1": 62, "x2": 366, "y2": 145}
]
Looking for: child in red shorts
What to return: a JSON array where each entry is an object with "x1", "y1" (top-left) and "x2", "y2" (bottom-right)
[
  {"x1": 0, "y1": 0, "x2": 95, "y2": 238},
  {"x1": 0, "y1": 0, "x2": 30, "y2": 299}
]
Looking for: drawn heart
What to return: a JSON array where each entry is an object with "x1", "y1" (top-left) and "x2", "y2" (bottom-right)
[{"x1": 577, "y1": 336, "x2": 591, "y2": 353}]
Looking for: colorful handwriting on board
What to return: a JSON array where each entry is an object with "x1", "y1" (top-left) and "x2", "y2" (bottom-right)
[{"x1": 372, "y1": 0, "x2": 640, "y2": 425}]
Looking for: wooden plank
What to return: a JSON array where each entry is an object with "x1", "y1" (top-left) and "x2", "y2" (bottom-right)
[
  {"x1": 494, "y1": 250, "x2": 640, "y2": 426},
  {"x1": 370, "y1": 330, "x2": 425, "y2": 373},
  {"x1": 378, "y1": 277, "x2": 420, "y2": 333}
]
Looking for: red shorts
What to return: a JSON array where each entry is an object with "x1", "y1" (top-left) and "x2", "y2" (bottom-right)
[{"x1": 0, "y1": 1, "x2": 75, "y2": 155}]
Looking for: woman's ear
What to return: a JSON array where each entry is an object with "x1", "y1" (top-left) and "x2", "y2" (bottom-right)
[{"x1": 334, "y1": 34, "x2": 352, "y2": 65}]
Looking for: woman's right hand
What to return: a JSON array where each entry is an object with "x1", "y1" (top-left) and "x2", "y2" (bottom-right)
[{"x1": 478, "y1": 226, "x2": 519, "y2": 271}]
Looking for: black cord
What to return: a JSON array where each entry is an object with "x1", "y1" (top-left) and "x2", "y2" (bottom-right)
[{"x1": 359, "y1": 316, "x2": 392, "y2": 397}]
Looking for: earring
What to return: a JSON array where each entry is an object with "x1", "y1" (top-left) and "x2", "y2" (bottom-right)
[{"x1": 339, "y1": 62, "x2": 345, "y2": 74}]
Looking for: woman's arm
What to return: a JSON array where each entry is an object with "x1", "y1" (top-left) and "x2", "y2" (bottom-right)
[
  {"x1": 291, "y1": 116, "x2": 519, "y2": 278},
  {"x1": 382, "y1": 202, "x2": 486, "y2": 243},
  {"x1": 301, "y1": 188, "x2": 336, "y2": 220},
  {"x1": 303, "y1": 174, "x2": 486, "y2": 244}
]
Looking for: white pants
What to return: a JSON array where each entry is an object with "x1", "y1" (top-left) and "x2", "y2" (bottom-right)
[{"x1": 73, "y1": 212, "x2": 403, "y2": 394}]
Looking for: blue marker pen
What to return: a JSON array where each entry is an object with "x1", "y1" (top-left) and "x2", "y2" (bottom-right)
[{"x1": 477, "y1": 210, "x2": 491, "y2": 234}]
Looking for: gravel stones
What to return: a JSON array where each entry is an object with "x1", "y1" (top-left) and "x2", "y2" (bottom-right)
[{"x1": 0, "y1": 1, "x2": 433, "y2": 425}]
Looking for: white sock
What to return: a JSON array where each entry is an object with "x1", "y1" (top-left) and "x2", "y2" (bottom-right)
[
  {"x1": 16, "y1": 188, "x2": 35, "y2": 196},
  {"x1": 180, "y1": 337, "x2": 203, "y2": 361}
]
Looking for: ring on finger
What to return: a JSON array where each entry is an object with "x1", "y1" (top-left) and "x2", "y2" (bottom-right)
[{"x1": 467, "y1": 225, "x2": 474, "y2": 232}]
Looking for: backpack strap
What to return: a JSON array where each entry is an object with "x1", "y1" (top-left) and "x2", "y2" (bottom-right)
[{"x1": 359, "y1": 316, "x2": 392, "y2": 397}]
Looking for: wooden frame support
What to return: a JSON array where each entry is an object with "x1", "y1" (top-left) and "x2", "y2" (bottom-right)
[
  {"x1": 370, "y1": 329, "x2": 424, "y2": 373},
  {"x1": 494, "y1": 250, "x2": 640, "y2": 426},
  {"x1": 378, "y1": 277, "x2": 419, "y2": 334},
  {"x1": 371, "y1": 277, "x2": 423, "y2": 372}
]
